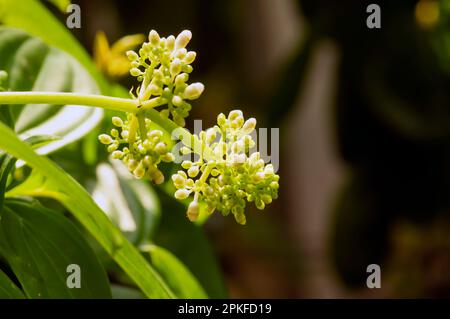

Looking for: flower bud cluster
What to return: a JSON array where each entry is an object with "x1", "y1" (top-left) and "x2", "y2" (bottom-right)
[
  {"x1": 172, "y1": 110, "x2": 279, "y2": 224},
  {"x1": 99, "y1": 114, "x2": 174, "y2": 183},
  {"x1": 126, "y1": 30, "x2": 204, "y2": 126}
]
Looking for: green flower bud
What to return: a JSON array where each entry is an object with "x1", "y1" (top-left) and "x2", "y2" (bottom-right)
[
  {"x1": 112, "y1": 151, "x2": 124, "y2": 159},
  {"x1": 112, "y1": 116, "x2": 123, "y2": 127},
  {"x1": 130, "y1": 68, "x2": 142, "y2": 76},
  {"x1": 175, "y1": 189, "x2": 190, "y2": 200},
  {"x1": 126, "y1": 50, "x2": 139, "y2": 61},
  {"x1": 99, "y1": 134, "x2": 113, "y2": 145}
]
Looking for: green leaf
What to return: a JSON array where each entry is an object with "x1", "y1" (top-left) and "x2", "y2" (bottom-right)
[
  {"x1": 111, "y1": 284, "x2": 145, "y2": 299},
  {"x1": 47, "y1": 0, "x2": 71, "y2": 12},
  {"x1": 0, "y1": 198, "x2": 111, "y2": 298},
  {"x1": 92, "y1": 162, "x2": 161, "y2": 245},
  {"x1": 0, "y1": 267, "x2": 25, "y2": 298},
  {"x1": 0, "y1": 121, "x2": 175, "y2": 298},
  {"x1": 155, "y1": 193, "x2": 228, "y2": 298},
  {"x1": 0, "y1": 0, "x2": 108, "y2": 93},
  {"x1": 143, "y1": 245, "x2": 208, "y2": 299},
  {"x1": 0, "y1": 27, "x2": 103, "y2": 155},
  {"x1": 0, "y1": 153, "x2": 16, "y2": 212}
]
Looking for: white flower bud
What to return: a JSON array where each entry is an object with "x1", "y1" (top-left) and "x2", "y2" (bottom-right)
[
  {"x1": 185, "y1": 51, "x2": 197, "y2": 64},
  {"x1": 127, "y1": 159, "x2": 138, "y2": 171},
  {"x1": 217, "y1": 113, "x2": 226, "y2": 126},
  {"x1": 148, "y1": 30, "x2": 160, "y2": 45},
  {"x1": 188, "y1": 165, "x2": 199, "y2": 178},
  {"x1": 183, "y1": 82, "x2": 204, "y2": 100},
  {"x1": 155, "y1": 142, "x2": 167, "y2": 154},
  {"x1": 228, "y1": 110, "x2": 243, "y2": 121},
  {"x1": 151, "y1": 169, "x2": 165, "y2": 184},
  {"x1": 241, "y1": 118, "x2": 256, "y2": 134},
  {"x1": 172, "y1": 95, "x2": 184, "y2": 107},
  {"x1": 133, "y1": 164, "x2": 146, "y2": 179},
  {"x1": 249, "y1": 152, "x2": 260, "y2": 163},
  {"x1": 172, "y1": 174, "x2": 186, "y2": 188},
  {"x1": 206, "y1": 128, "x2": 217, "y2": 144},
  {"x1": 175, "y1": 30, "x2": 192, "y2": 50},
  {"x1": 161, "y1": 153, "x2": 175, "y2": 162},
  {"x1": 175, "y1": 48, "x2": 187, "y2": 59},
  {"x1": 175, "y1": 189, "x2": 190, "y2": 200},
  {"x1": 181, "y1": 160, "x2": 193, "y2": 169},
  {"x1": 148, "y1": 130, "x2": 163, "y2": 139},
  {"x1": 166, "y1": 35, "x2": 175, "y2": 51},
  {"x1": 170, "y1": 58, "x2": 182, "y2": 76},
  {"x1": 186, "y1": 200, "x2": 199, "y2": 221},
  {"x1": 264, "y1": 164, "x2": 274, "y2": 176}
]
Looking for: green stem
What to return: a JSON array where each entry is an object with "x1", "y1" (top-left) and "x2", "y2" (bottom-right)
[
  {"x1": 0, "y1": 91, "x2": 215, "y2": 161},
  {"x1": 0, "y1": 92, "x2": 139, "y2": 113}
]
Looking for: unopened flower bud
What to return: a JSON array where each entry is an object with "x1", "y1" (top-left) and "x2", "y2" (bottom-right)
[
  {"x1": 185, "y1": 51, "x2": 197, "y2": 64},
  {"x1": 186, "y1": 200, "x2": 199, "y2": 221},
  {"x1": 130, "y1": 68, "x2": 141, "y2": 76},
  {"x1": 175, "y1": 30, "x2": 192, "y2": 50},
  {"x1": 170, "y1": 58, "x2": 182, "y2": 76},
  {"x1": 126, "y1": 50, "x2": 139, "y2": 61},
  {"x1": 112, "y1": 116, "x2": 123, "y2": 127},
  {"x1": 155, "y1": 142, "x2": 167, "y2": 154},
  {"x1": 99, "y1": 134, "x2": 113, "y2": 145},
  {"x1": 242, "y1": 118, "x2": 256, "y2": 134},
  {"x1": 175, "y1": 189, "x2": 190, "y2": 200},
  {"x1": 183, "y1": 82, "x2": 204, "y2": 100},
  {"x1": 188, "y1": 165, "x2": 199, "y2": 178},
  {"x1": 148, "y1": 30, "x2": 160, "y2": 45}
]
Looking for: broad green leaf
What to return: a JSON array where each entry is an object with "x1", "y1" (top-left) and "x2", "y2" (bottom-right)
[
  {"x1": 0, "y1": 0, "x2": 108, "y2": 93},
  {"x1": 0, "y1": 267, "x2": 24, "y2": 298},
  {"x1": 155, "y1": 193, "x2": 228, "y2": 298},
  {"x1": 142, "y1": 245, "x2": 208, "y2": 299},
  {"x1": 0, "y1": 27, "x2": 103, "y2": 155},
  {"x1": 0, "y1": 198, "x2": 111, "y2": 298},
  {"x1": 0, "y1": 121, "x2": 174, "y2": 298},
  {"x1": 92, "y1": 162, "x2": 161, "y2": 245}
]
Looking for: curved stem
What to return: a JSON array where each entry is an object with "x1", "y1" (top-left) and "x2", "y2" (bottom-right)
[
  {"x1": 0, "y1": 92, "x2": 139, "y2": 113},
  {"x1": 0, "y1": 91, "x2": 216, "y2": 161}
]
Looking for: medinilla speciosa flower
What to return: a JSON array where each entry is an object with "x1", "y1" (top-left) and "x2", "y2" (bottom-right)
[{"x1": 99, "y1": 30, "x2": 279, "y2": 224}]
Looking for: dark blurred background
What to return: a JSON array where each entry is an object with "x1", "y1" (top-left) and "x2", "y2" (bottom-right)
[{"x1": 65, "y1": 0, "x2": 450, "y2": 297}]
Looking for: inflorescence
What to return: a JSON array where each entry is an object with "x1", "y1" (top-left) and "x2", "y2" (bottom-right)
[
  {"x1": 172, "y1": 110, "x2": 279, "y2": 224},
  {"x1": 99, "y1": 30, "x2": 279, "y2": 224}
]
